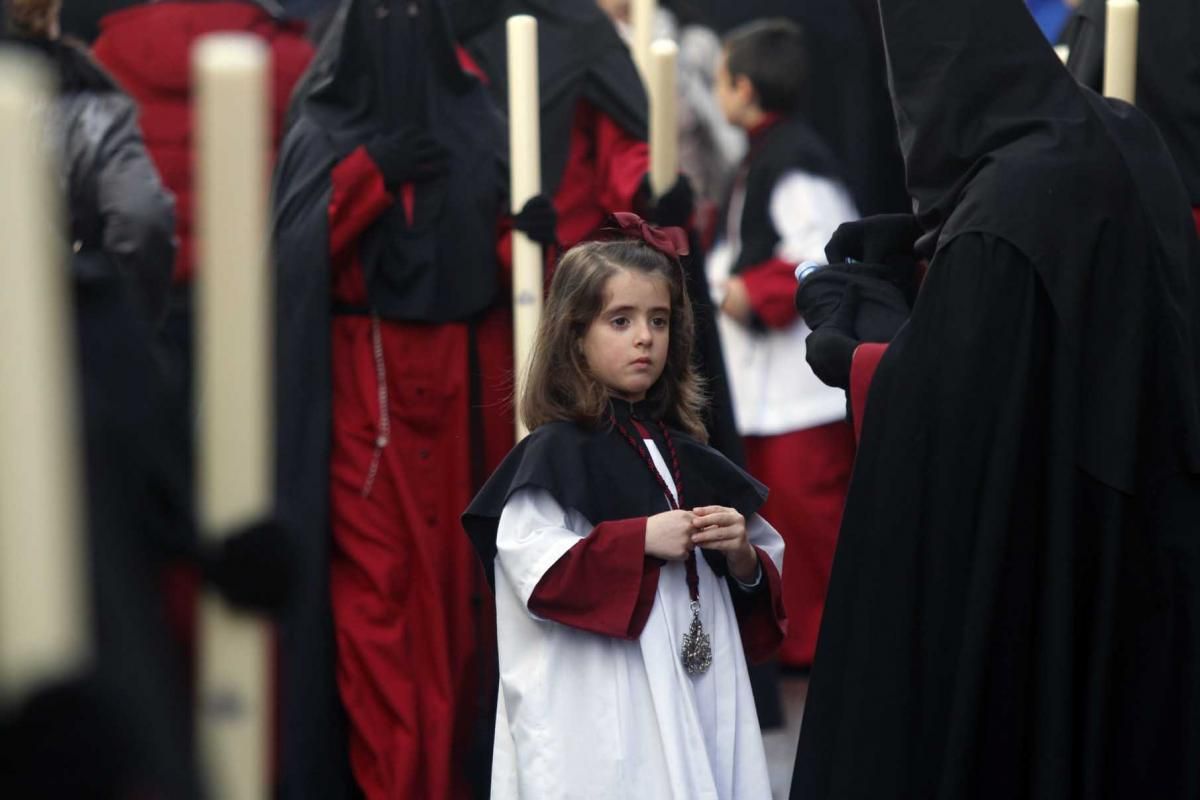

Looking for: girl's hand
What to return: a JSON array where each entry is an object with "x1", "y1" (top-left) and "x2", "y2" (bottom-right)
[
  {"x1": 645, "y1": 510, "x2": 698, "y2": 561},
  {"x1": 691, "y1": 506, "x2": 758, "y2": 582}
]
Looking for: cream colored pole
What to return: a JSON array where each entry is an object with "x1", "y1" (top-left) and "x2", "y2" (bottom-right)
[
  {"x1": 631, "y1": 0, "x2": 657, "y2": 83},
  {"x1": 0, "y1": 49, "x2": 89, "y2": 708},
  {"x1": 1104, "y1": 0, "x2": 1139, "y2": 103},
  {"x1": 648, "y1": 39, "x2": 679, "y2": 199},
  {"x1": 508, "y1": 15, "x2": 543, "y2": 441},
  {"x1": 193, "y1": 34, "x2": 272, "y2": 800}
]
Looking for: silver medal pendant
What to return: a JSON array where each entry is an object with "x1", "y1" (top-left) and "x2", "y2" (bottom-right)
[{"x1": 680, "y1": 600, "x2": 712, "y2": 675}]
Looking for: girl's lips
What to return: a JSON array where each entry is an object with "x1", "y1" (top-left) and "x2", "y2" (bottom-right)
[{"x1": 631, "y1": 357, "x2": 652, "y2": 366}]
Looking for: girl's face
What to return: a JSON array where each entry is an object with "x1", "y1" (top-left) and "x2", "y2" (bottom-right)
[{"x1": 580, "y1": 268, "x2": 671, "y2": 403}]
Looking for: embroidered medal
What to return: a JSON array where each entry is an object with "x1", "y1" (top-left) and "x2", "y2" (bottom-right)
[{"x1": 681, "y1": 600, "x2": 712, "y2": 674}]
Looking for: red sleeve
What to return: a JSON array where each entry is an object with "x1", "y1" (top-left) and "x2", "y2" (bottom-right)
[
  {"x1": 850, "y1": 343, "x2": 889, "y2": 441},
  {"x1": 729, "y1": 546, "x2": 787, "y2": 663},
  {"x1": 741, "y1": 257, "x2": 801, "y2": 328},
  {"x1": 528, "y1": 517, "x2": 663, "y2": 639},
  {"x1": 1192, "y1": 207, "x2": 1200, "y2": 236},
  {"x1": 593, "y1": 110, "x2": 650, "y2": 213},
  {"x1": 328, "y1": 146, "x2": 395, "y2": 261}
]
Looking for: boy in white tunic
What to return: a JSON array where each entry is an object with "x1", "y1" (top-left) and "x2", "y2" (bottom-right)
[
  {"x1": 463, "y1": 216, "x2": 786, "y2": 799},
  {"x1": 708, "y1": 19, "x2": 859, "y2": 668}
]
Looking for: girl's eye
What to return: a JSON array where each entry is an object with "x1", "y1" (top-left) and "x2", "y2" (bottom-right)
[
  {"x1": 651, "y1": 316, "x2": 669, "y2": 329},
  {"x1": 610, "y1": 316, "x2": 630, "y2": 329}
]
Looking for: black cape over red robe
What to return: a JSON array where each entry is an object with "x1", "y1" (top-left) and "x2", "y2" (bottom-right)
[{"x1": 790, "y1": 0, "x2": 1200, "y2": 797}]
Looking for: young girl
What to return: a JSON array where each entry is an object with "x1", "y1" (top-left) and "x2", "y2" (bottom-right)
[{"x1": 463, "y1": 213, "x2": 786, "y2": 798}]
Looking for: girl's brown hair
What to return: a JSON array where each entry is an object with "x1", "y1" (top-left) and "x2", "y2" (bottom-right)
[{"x1": 520, "y1": 238, "x2": 708, "y2": 441}]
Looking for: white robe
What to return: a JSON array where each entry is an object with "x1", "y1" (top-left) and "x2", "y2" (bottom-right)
[
  {"x1": 490, "y1": 438, "x2": 785, "y2": 799},
  {"x1": 709, "y1": 169, "x2": 858, "y2": 436}
]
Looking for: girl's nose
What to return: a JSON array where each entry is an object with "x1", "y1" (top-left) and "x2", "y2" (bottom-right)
[{"x1": 634, "y1": 321, "x2": 653, "y2": 345}]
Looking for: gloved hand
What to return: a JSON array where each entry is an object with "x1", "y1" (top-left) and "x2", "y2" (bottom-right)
[
  {"x1": 199, "y1": 517, "x2": 294, "y2": 614},
  {"x1": 365, "y1": 125, "x2": 448, "y2": 187},
  {"x1": 513, "y1": 194, "x2": 559, "y2": 247},
  {"x1": 641, "y1": 173, "x2": 695, "y2": 228},
  {"x1": 795, "y1": 214, "x2": 921, "y2": 342},
  {"x1": 805, "y1": 284, "x2": 861, "y2": 390}
]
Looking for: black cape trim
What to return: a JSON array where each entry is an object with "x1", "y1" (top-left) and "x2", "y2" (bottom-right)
[{"x1": 462, "y1": 407, "x2": 768, "y2": 588}]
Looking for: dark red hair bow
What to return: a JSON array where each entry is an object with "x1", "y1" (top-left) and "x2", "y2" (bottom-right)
[{"x1": 600, "y1": 212, "x2": 690, "y2": 262}]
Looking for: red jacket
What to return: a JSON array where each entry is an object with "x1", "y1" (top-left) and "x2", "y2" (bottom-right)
[{"x1": 93, "y1": 2, "x2": 314, "y2": 284}]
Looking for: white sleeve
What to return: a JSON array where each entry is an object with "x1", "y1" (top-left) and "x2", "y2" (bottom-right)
[
  {"x1": 768, "y1": 170, "x2": 859, "y2": 265},
  {"x1": 746, "y1": 513, "x2": 785, "y2": 580},
  {"x1": 496, "y1": 487, "x2": 591, "y2": 611}
]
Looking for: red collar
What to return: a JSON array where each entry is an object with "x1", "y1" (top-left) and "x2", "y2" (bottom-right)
[{"x1": 747, "y1": 112, "x2": 784, "y2": 143}]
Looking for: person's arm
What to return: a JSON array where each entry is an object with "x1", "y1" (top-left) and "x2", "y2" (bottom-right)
[
  {"x1": 726, "y1": 514, "x2": 787, "y2": 663},
  {"x1": 732, "y1": 171, "x2": 858, "y2": 329},
  {"x1": 95, "y1": 97, "x2": 177, "y2": 326},
  {"x1": 592, "y1": 105, "x2": 651, "y2": 213},
  {"x1": 497, "y1": 488, "x2": 663, "y2": 639},
  {"x1": 327, "y1": 146, "x2": 396, "y2": 262}
]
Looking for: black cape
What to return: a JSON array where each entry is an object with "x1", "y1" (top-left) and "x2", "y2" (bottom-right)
[
  {"x1": 1061, "y1": 0, "x2": 1200, "y2": 207},
  {"x1": 458, "y1": 0, "x2": 648, "y2": 196},
  {"x1": 791, "y1": 0, "x2": 1200, "y2": 797},
  {"x1": 462, "y1": 401, "x2": 768, "y2": 588}
]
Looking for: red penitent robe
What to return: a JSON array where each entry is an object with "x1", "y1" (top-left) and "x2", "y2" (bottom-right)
[{"x1": 324, "y1": 145, "x2": 486, "y2": 800}]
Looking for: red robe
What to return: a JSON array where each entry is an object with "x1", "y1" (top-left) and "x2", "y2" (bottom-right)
[{"x1": 325, "y1": 147, "x2": 485, "y2": 800}]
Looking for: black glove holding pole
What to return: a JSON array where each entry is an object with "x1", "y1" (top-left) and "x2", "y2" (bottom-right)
[
  {"x1": 198, "y1": 517, "x2": 295, "y2": 614},
  {"x1": 512, "y1": 194, "x2": 559, "y2": 247},
  {"x1": 640, "y1": 173, "x2": 695, "y2": 228}
]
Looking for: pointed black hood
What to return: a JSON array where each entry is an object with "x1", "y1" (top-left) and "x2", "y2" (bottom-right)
[
  {"x1": 877, "y1": 0, "x2": 1200, "y2": 490},
  {"x1": 878, "y1": 0, "x2": 1089, "y2": 244},
  {"x1": 289, "y1": 0, "x2": 470, "y2": 148}
]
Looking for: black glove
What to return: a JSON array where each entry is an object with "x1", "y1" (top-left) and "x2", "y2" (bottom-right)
[
  {"x1": 365, "y1": 125, "x2": 448, "y2": 187},
  {"x1": 512, "y1": 194, "x2": 559, "y2": 247},
  {"x1": 642, "y1": 173, "x2": 695, "y2": 228},
  {"x1": 795, "y1": 214, "x2": 921, "y2": 342},
  {"x1": 824, "y1": 213, "x2": 923, "y2": 303},
  {"x1": 199, "y1": 517, "x2": 294, "y2": 614},
  {"x1": 805, "y1": 284, "x2": 861, "y2": 390}
]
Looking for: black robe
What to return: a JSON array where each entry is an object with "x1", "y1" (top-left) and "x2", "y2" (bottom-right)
[{"x1": 791, "y1": 0, "x2": 1200, "y2": 797}]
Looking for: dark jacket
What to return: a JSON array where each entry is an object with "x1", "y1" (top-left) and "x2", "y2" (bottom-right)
[
  {"x1": 93, "y1": 1, "x2": 314, "y2": 285},
  {"x1": 31, "y1": 37, "x2": 176, "y2": 324}
]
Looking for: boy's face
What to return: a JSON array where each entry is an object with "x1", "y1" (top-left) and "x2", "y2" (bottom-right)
[{"x1": 715, "y1": 50, "x2": 754, "y2": 128}]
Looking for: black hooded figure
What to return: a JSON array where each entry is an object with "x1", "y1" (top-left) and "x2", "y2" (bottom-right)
[
  {"x1": 1061, "y1": 0, "x2": 1200, "y2": 212},
  {"x1": 790, "y1": 0, "x2": 1200, "y2": 797},
  {"x1": 272, "y1": 0, "x2": 509, "y2": 797}
]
